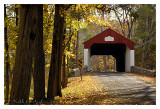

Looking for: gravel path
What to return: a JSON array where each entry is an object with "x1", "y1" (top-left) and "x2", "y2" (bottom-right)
[{"x1": 95, "y1": 72, "x2": 156, "y2": 105}]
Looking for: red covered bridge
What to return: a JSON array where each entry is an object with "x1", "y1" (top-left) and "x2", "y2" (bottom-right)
[{"x1": 83, "y1": 28, "x2": 135, "y2": 72}]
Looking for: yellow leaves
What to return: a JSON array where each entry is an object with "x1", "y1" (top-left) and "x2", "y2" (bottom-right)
[
  {"x1": 50, "y1": 72, "x2": 144, "y2": 105},
  {"x1": 59, "y1": 99, "x2": 63, "y2": 103},
  {"x1": 66, "y1": 18, "x2": 71, "y2": 24},
  {"x1": 60, "y1": 7, "x2": 67, "y2": 17},
  {"x1": 112, "y1": 101, "x2": 116, "y2": 103},
  {"x1": 62, "y1": 72, "x2": 103, "y2": 98},
  {"x1": 75, "y1": 5, "x2": 79, "y2": 11},
  {"x1": 71, "y1": 20, "x2": 80, "y2": 30},
  {"x1": 126, "y1": 72, "x2": 156, "y2": 85},
  {"x1": 82, "y1": 5, "x2": 86, "y2": 10},
  {"x1": 80, "y1": 22, "x2": 88, "y2": 28},
  {"x1": 44, "y1": 39, "x2": 52, "y2": 54},
  {"x1": 45, "y1": 64, "x2": 50, "y2": 68},
  {"x1": 97, "y1": 4, "x2": 103, "y2": 9},
  {"x1": 29, "y1": 97, "x2": 33, "y2": 101},
  {"x1": 65, "y1": 51, "x2": 75, "y2": 59},
  {"x1": 87, "y1": 15, "x2": 99, "y2": 24},
  {"x1": 132, "y1": 94, "x2": 137, "y2": 97},
  {"x1": 70, "y1": 5, "x2": 75, "y2": 11}
]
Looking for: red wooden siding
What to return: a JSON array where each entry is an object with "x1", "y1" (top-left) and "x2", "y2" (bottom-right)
[{"x1": 83, "y1": 28, "x2": 135, "y2": 50}]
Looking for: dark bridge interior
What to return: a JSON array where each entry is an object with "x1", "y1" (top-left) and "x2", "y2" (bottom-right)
[{"x1": 90, "y1": 43, "x2": 126, "y2": 72}]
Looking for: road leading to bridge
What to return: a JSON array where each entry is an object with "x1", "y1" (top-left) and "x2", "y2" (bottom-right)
[{"x1": 95, "y1": 72, "x2": 156, "y2": 105}]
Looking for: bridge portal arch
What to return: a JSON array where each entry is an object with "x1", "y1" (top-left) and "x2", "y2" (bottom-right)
[{"x1": 83, "y1": 28, "x2": 135, "y2": 72}]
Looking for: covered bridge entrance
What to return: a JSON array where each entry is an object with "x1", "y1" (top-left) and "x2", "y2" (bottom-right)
[{"x1": 83, "y1": 28, "x2": 135, "y2": 72}]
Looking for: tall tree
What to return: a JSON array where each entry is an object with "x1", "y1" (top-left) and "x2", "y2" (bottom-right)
[
  {"x1": 76, "y1": 7, "x2": 80, "y2": 67},
  {"x1": 62, "y1": 26, "x2": 72, "y2": 88},
  {"x1": 4, "y1": 4, "x2": 10, "y2": 104},
  {"x1": 33, "y1": 4, "x2": 45, "y2": 102},
  {"x1": 10, "y1": 5, "x2": 44, "y2": 104},
  {"x1": 76, "y1": 31, "x2": 79, "y2": 67},
  {"x1": 47, "y1": 4, "x2": 66, "y2": 99}
]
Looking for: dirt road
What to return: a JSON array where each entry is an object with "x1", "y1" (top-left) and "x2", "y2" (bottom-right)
[{"x1": 95, "y1": 72, "x2": 156, "y2": 105}]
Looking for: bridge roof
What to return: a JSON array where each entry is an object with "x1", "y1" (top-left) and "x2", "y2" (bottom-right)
[{"x1": 83, "y1": 28, "x2": 135, "y2": 50}]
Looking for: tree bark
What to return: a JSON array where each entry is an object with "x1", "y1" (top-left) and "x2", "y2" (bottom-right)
[
  {"x1": 9, "y1": 5, "x2": 42, "y2": 104},
  {"x1": 64, "y1": 29, "x2": 71, "y2": 87},
  {"x1": 122, "y1": 9, "x2": 125, "y2": 37},
  {"x1": 103, "y1": 56, "x2": 107, "y2": 72},
  {"x1": 47, "y1": 4, "x2": 65, "y2": 99},
  {"x1": 4, "y1": 4, "x2": 10, "y2": 104},
  {"x1": 66, "y1": 33, "x2": 71, "y2": 86},
  {"x1": 141, "y1": 31, "x2": 148, "y2": 68},
  {"x1": 66, "y1": 52, "x2": 69, "y2": 83},
  {"x1": 66, "y1": 56, "x2": 69, "y2": 81},
  {"x1": 33, "y1": 5, "x2": 45, "y2": 102},
  {"x1": 76, "y1": 9, "x2": 80, "y2": 68},
  {"x1": 76, "y1": 31, "x2": 79, "y2": 68},
  {"x1": 62, "y1": 54, "x2": 66, "y2": 88}
]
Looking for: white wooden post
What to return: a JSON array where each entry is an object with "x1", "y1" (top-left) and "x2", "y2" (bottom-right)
[
  {"x1": 125, "y1": 47, "x2": 135, "y2": 72},
  {"x1": 84, "y1": 48, "x2": 90, "y2": 71},
  {"x1": 130, "y1": 50, "x2": 135, "y2": 67}
]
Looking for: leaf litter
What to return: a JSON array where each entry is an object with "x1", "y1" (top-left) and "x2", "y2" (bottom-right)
[{"x1": 44, "y1": 72, "x2": 153, "y2": 105}]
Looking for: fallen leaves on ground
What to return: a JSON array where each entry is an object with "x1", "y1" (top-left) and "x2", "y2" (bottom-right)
[
  {"x1": 125, "y1": 72, "x2": 156, "y2": 85},
  {"x1": 44, "y1": 72, "x2": 152, "y2": 105}
]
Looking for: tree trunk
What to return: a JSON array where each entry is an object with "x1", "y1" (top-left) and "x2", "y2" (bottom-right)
[
  {"x1": 4, "y1": 4, "x2": 9, "y2": 104},
  {"x1": 9, "y1": 5, "x2": 42, "y2": 104},
  {"x1": 114, "y1": 58, "x2": 116, "y2": 71},
  {"x1": 65, "y1": 32, "x2": 71, "y2": 86},
  {"x1": 66, "y1": 39, "x2": 70, "y2": 85},
  {"x1": 141, "y1": 37, "x2": 146, "y2": 68},
  {"x1": 33, "y1": 5, "x2": 45, "y2": 102},
  {"x1": 47, "y1": 4, "x2": 65, "y2": 99},
  {"x1": 103, "y1": 56, "x2": 107, "y2": 72},
  {"x1": 127, "y1": 18, "x2": 134, "y2": 39},
  {"x1": 76, "y1": 31, "x2": 79, "y2": 67},
  {"x1": 114, "y1": 9, "x2": 125, "y2": 36},
  {"x1": 66, "y1": 55, "x2": 69, "y2": 84},
  {"x1": 62, "y1": 54, "x2": 66, "y2": 88},
  {"x1": 76, "y1": 7, "x2": 80, "y2": 68},
  {"x1": 72, "y1": 39, "x2": 76, "y2": 68},
  {"x1": 122, "y1": 9, "x2": 125, "y2": 37}
]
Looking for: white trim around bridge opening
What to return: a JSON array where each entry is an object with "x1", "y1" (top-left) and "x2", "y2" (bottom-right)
[
  {"x1": 84, "y1": 46, "x2": 135, "y2": 72},
  {"x1": 125, "y1": 47, "x2": 135, "y2": 72}
]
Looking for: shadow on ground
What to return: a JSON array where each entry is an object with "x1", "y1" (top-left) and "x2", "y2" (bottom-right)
[
  {"x1": 49, "y1": 83, "x2": 155, "y2": 105},
  {"x1": 50, "y1": 85, "x2": 155, "y2": 105},
  {"x1": 45, "y1": 72, "x2": 156, "y2": 105}
]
